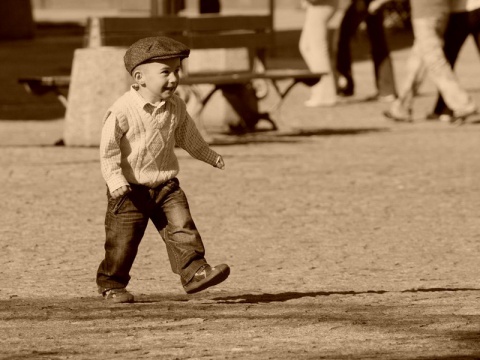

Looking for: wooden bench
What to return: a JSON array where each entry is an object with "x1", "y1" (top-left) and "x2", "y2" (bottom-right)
[{"x1": 19, "y1": 15, "x2": 325, "y2": 131}]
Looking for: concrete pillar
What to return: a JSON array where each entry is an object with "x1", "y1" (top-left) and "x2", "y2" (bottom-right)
[{"x1": 63, "y1": 47, "x2": 131, "y2": 146}]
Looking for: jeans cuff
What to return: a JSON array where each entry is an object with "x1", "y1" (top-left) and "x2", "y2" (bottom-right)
[{"x1": 181, "y1": 259, "x2": 208, "y2": 285}]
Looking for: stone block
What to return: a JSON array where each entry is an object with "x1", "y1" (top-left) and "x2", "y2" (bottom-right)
[{"x1": 64, "y1": 47, "x2": 132, "y2": 146}]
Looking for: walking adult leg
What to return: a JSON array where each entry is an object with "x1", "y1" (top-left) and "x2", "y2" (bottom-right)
[
  {"x1": 384, "y1": 40, "x2": 426, "y2": 121},
  {"x1": 431, "y1": 12, "x2": 470, "y2": 118},
  {"x1": 412, "y1": 16, "x2": 477, "y2": 117},
  {"x1": 335, "y1": 0, "x2": 365, "y2": 96},
  {"x1": 299, "y1": 1, "x2": 338, "y2": 106},
  {"x1": 469, "y1": 7, "x2": 480, "y2": 50},
  {"x1": 365, "y1": 7, "x2": 397, "y2": 98}
]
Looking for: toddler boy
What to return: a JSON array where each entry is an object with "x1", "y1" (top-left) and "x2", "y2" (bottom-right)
[{"x1": 97, "y1": 36, "x2": 230, "y2": 303}]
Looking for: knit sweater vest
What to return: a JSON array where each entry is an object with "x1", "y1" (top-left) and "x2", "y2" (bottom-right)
[{"x1": 100, "y1": 89, "x2": 218, "y2": 192}]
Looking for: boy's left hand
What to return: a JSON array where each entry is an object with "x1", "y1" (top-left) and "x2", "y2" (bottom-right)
[{"x1": 215, "y1": 156, "x2": 225, "y2": 170}]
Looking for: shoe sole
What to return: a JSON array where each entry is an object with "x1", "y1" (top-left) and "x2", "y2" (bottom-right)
[
  {"x1": 109, "y1": 294, "x2": 134, "y2": 303},
  {"x1": 184, "y1": 265, "x2": 230, "y2": 294},
  {"x1": 101, "y1": 289, "x2": 135, "y2": 303},
  {"x1": 383, "y1": 110, "x2": 412, "y2": 123},
  {"x1": 450, "y1": 109, "x2": 478, "y2": 125}
]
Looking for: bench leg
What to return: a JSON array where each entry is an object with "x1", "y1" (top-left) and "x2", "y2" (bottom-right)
[
  {"x1": 186, "y1": 85, "x2": 219, "y2": 116},
  {"x1": 21, "y1": 82, "x2": 69, "y2": 109},
  {"x1": 188, "y1": 83, "x2": 278, "y2": 133},
  {"x1": 177, "y1": 85, "x2": 214, "y2": 141},
  {"x1": 267, "y1": 76, "x2": 324, "y2": 113},
  {"x1": 185, "y1": 83, "x2": 283, "y2": 133},
  {"x1": 56, "y1": 93, "x2": 68, "y2": 108},
  {"x1": 218, "y1": 83, "x2": 277, "y2": 132},
  {"x1": 268, "y1": 79, "x2": 302, "y2": 112}
]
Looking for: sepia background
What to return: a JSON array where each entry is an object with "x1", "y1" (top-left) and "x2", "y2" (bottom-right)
[{"x1": 1, "y1": 1, "x2": 479, "y2": 359}]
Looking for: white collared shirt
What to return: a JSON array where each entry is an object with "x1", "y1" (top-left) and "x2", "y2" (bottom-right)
[{"x1": 100, "y1": 86, "x2": 219, "y2": 192}]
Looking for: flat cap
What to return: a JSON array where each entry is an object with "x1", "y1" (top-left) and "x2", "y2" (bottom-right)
[{"x1": 124, "y1": 36, "x2": 190, "y2": 74}]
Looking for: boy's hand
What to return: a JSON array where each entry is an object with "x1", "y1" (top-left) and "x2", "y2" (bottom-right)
[
  {"x1": 111, "y1": 185, "x2": 131, "y2": 199},
  {"x1": 215, "y1": 156, "x2": 225, "y2": 170}
]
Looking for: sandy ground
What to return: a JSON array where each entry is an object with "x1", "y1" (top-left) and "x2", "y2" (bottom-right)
[{"x1": 1, "y1": 28, "x2": 480, "y2": 359}]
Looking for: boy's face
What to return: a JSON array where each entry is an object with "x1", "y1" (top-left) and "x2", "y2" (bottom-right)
[{"x1": 134, "y1": 57, "x2": 181, "y2": 103}]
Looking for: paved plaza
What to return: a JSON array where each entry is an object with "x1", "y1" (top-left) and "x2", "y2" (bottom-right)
[{"x1": 0, "y1": 22, "x2": 479, "y2": 360}]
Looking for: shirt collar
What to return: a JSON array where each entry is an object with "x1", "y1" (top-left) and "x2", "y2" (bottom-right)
[{"x1": 129, "y1": 84, "x2": 167, "y2": 112}]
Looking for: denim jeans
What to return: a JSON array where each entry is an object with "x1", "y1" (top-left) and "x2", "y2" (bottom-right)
[{"x1": 96, "y1": 178, "x2": 207, "y2": 291}]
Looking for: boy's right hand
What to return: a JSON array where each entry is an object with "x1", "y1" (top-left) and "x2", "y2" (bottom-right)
[
  {"x1": 215, "y1": 156, "x2": 225, "y2": 170},
  {"x1": 111, "y1": 185, "x2": 131, "y2": 199}
]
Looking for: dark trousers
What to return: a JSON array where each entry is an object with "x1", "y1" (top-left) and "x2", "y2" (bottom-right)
[
  {"x1": 96, "y1": 178, "x2": 207, "y2": 291},
  {"x1": 221, "y1": 83, "x2": 265, "y2": 131},
  {"x1": 433, "y1": 8, "x2": 480, "y2": 115},
  {"x1": 335, "y1": 0, "x2": 396, "y2": 96}
]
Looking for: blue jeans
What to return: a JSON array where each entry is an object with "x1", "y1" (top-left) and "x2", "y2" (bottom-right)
[{"x1": 96, "y1": 178, "x2": 207, "y2": 291}]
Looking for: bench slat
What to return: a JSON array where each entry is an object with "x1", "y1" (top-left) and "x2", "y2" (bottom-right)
[
  {"x1": 181, "y1": 70, "x2": 324, "y2": 85},
  {"x1": 99, "y1": 17, "x2": 188, "y2": 33},
  {"x1": 99, "y1": 16, "x2": 271, "y2": 33},
  {"x1": 186, "y1": 15, "x2": 272, "y2": 32},
  {"x1": 19, "y1": 70, "x2": 325, "y2": 89},
  {"x1": 95, "y1": 16, "x2": 272, "y2": 49},
  {"x1": 101, "y1": 34, "x2": 189, "y2": 47},
  {"x1": 188, "y1": 32, "x2": 271, "y2": 49}
]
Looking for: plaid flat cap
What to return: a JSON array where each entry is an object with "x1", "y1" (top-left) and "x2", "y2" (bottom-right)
[{"x1": 124, "y1": 36, "x2": 190, "y2": 74}]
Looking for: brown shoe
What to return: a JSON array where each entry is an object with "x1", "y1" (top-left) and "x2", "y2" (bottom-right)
[
  {"x1": 102, "y1": 288, "x2": 134, "y2": 303},
  {"x1": 183, "y1": 264, "x2": 230, "y2": 294}
]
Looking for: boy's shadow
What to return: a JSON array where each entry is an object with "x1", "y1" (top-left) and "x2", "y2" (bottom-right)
[{"x1": 211, "y1": 287, "x2": 480, "y2": 304}]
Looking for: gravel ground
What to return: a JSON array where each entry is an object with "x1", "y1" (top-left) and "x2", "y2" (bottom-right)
[{"x1": 1, "y1": 28, "x2": 480, "y2": 360}]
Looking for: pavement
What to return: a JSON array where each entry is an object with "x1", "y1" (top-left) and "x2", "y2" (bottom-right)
[{"x1": 1, "y1": 16, "x2": 480, "y2": 360}]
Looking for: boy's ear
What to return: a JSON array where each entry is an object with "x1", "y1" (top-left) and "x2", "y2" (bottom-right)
[{"x1": 133, "y1": 69, "x2": 144, "y2": 84}]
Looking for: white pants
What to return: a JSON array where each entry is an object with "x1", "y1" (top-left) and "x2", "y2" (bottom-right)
[
  {"x1": 395, "y1": 15, "x2": 475, "y2": 115},
  {"x1": 299, "y1": 2, "x2": 338, "y2": 103}
]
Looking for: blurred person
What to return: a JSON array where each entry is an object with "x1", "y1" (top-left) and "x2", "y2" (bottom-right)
[
  {"x1": 299, "y1": 0, "x2": 339, "y2": 107},
  {"x1": 384, "y1": 0, "x2": 477, "y2": 123},
  {"x1": 163, "y1": 0, "x2": 185, "y2": 14},
  {"x1": 200, "y1": 0, "x2": 221, "y2": 13},
  {"x1": 428, "y1": 0, "x2": 480, "y2": 121},
  {"x1": 335, "y1": 0, "x2": 397, "y2": 101},
  {"x1": 97, "y1": 37, "x2": 230, "y2": 303},
  {"x1": 196, "y1": 0, "x2": 273, "y2": 133}
]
